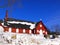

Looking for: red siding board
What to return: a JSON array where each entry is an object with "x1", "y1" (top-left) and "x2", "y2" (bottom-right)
[
  {"x1": 12, "y1": 28, "x2": 16, "y2": 33},
  {"x1": 4, "y1": 27, "x2": 9, "y2": 32},
  {"x1": 25, "y1": 29, "x2": 29, "y2": 34},
  {"x1": 19, "y1": 28, "x2": 23, "y2": 33}
]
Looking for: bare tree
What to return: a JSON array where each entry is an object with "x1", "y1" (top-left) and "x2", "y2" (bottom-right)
[{"x1": 51, "y1": 24, "x2": 60, "y2": 34}]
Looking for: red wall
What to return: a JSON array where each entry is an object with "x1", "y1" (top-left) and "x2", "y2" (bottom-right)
[
  {"x1": 25, "y1": 29, "x2": 29, "y2": 34},
  {"x1": 35, "y1": 21, "x2": 48, "y2": 35},
  {"x1": 12, "y1": 28, "x2": 16, "y2": 33},
  {"x1": 19, "y1": 28, "x2": 23, "y2": 33},
  {"x1": 4, "y1": 27, "x2": 9, "y2": 32}
]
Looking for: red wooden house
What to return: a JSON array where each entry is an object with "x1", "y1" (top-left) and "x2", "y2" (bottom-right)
[
  {"x1": 34, "y1": 21, "x2": 48, "y2": 35},
  {"x1": 0, "y1": 10, "x2": 48, "y2": 35}
]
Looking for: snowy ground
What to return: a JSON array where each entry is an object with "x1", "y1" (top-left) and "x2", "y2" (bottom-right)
[
  {"x1": 0, "y1": 25, "x2": 60, "y2": 45},
  {"x1": 0, "y1": 32, "x2": 60, "y2": 45}
]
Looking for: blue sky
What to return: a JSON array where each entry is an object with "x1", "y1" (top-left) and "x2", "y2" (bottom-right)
[{"x1": 0, "y1": 0, "x2": 60, "y2": 31}]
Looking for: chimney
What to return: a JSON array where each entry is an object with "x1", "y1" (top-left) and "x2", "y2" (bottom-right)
[{"x1": 5, "y1": 10, "x2": 8, "y2": 21}]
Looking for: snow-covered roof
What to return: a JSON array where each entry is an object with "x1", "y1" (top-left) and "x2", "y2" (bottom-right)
[{"x1": 7, "y1": 21, "x2": 35, "y2": 29}]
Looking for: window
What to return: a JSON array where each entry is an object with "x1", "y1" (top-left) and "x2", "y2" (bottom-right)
[{"x1": 40, "y1": 24, "x2": 42, "y2": 27}]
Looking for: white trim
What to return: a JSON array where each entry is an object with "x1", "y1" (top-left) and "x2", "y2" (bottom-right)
[
  {"x1": 16, "y1": 28, "x2": 19, "y2": 33},
  {"x1": 37, "y1": 30, "x2": 39, "y2": 32},
  {"x1": 1, "y1": 23, "x2": 4, "y2": 25},
  {"x1": 45, "y1": 32, "x2": 47, "y2": 35},
  {"x1": 29, "y1": 30, "x2": 31, "y2": 33},
  {"x1": 9, "y1": 28, "x2": 11, "y2": 32},
  {"x1": 23, "y1": 29, "x2": 25, "y2": 33},
  {"x1": 39, "y1": 30, "x2": 43, "y2": 35}
]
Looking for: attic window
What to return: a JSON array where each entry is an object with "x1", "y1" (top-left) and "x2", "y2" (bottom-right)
[{"x1": 40, "y1": 24, "x2": 42, "y2": 27}]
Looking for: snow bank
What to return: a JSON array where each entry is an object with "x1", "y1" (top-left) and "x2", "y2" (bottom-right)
[
  {"x1": 1, "y1": 33, "x2": 60, "y2": 45},
  {"x1": 0, "y1": 26, "x2": 4, "y2": 34}
]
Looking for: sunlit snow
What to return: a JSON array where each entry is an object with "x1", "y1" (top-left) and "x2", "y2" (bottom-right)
[
  {"x1": 7, "y1": 21, "x2": 35, "y2": 29},
  {"x1": 0, "y1": 26, "x2": 60, "y2": 45}
]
